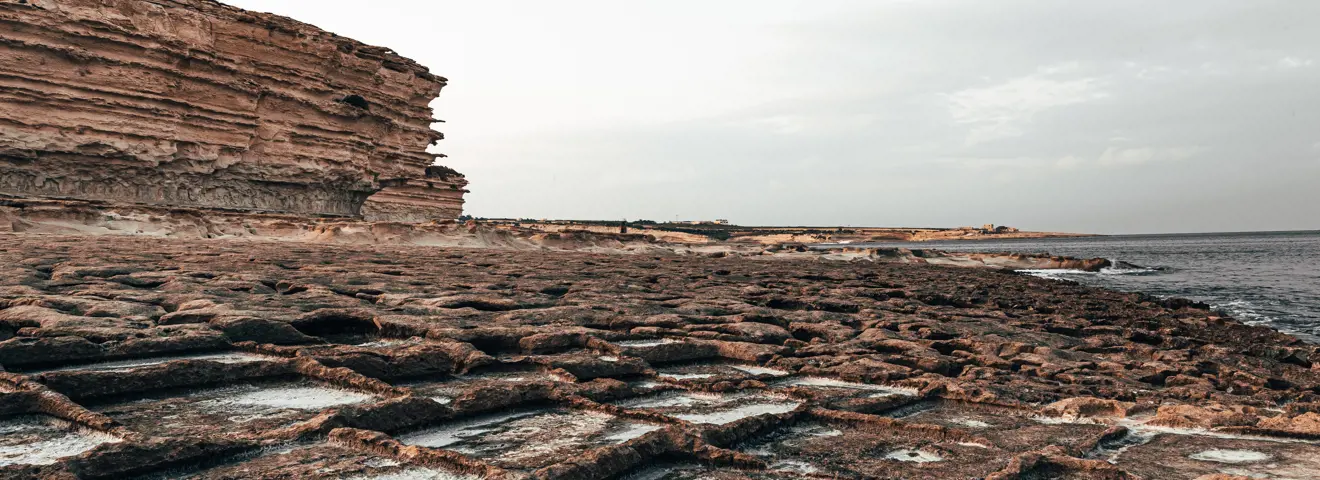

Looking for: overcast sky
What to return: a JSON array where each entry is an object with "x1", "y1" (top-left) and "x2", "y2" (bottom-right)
[{"x1": 226, "y1": 0, "x2": 1319, "y2": 234}]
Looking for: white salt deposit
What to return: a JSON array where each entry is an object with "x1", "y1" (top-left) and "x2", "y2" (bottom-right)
[
  {"x1": 1116, "y1": 419, "x2": 1320, "y2": 445},
  {"x1": 0, "y1": 417, "x2": 121, "y2": 467},
  {"x1": 730, "y1": 365, "x2": 790, "y2": 376},
  {"x1": 619, "y1": 465, "x2": 699, "y2": 480},
  {"x1": 397, "y1": 410, "x2": 539, "y2": 448},
  {"x1": 599, "y1": 356, "x2": 619, "y2": 362},
  {"x1": 404, "y1": 409, "x2": 647, "y2": 464},
  {"x1": 469, "y1": 411, "x2": 614, "y2": 462},
  {"x1": 346, "y1": 468, "x2": 480, "y2": 480},
  {"x1": 781, "y1": 377, "x2": 918, "y2": 396},
  {"x1": 616, "y1": 339, "x2": 679, "y2": 347},
  {"x1": 1032, "y1": 416, "x2": 1086, "y2": 425},
  {"x1": 604, "y1": 423, "x2": 663, "y2": 443},
  {"x1": 356, "y1": 339, "x2": 416, "y2": 348},
  {"x1": 1089, "y1": 430, "x2": 1157, "y2": 463},
  {"x1": 621, "y1": 392, "x2": 709, "y2": 408},
  {"x1": 658, "y1": 372, "x2": 714, "y2": 380},
  {"x1": 781, "y1": 423, "x2": 842, "y2": 438},
  {"x1": 1189, "y1": 449, "x2": 1271, "y2": 464},
  {"x1": 363, "y1": 458, "x2": 402, "y2": 468},
  {"x1": 883, "y1": 449, "x2": 943, "y2": 463},
  {"x1": 951, "y1": 418, "x2": 991, "y2": 428},
  {"x1": 674, "y1": 401, "x2": 801, "y2": 425},
  {"x1": 211, "y1": 385, "x2": 375, "y2": 410},
  {"x1": 771, "y1": 460, "x2": 820, "y2": 474},
  {"x1": 35, "y1": 352, "x2": 269, "y2": 373}
]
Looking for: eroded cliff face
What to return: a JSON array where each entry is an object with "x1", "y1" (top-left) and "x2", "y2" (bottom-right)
[
  {"x1": 0, "y1": 0, "x2": 465, "y2": 218},
  {"x1": 362, "y1": 166, "x2": 468, "y2": 222}
]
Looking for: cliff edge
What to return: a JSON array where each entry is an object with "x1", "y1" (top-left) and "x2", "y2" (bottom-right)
[{"x1": 0, "y1": 0, "x2": 466, "y2": 219}]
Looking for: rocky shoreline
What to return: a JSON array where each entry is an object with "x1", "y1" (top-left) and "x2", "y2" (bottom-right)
[
  {"x1": 1, "y1": 233, "x2": 1317, "y2": 479},
  {"x1": 1, "y1": 196, "x2": 1114, "y2": 272},
  {"x1": 1, "y1": 2, "x2": 1315, "y2": 478}
]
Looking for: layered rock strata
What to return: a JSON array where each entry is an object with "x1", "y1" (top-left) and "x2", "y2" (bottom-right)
[
  {"x1": 1, "y1": 234, "x2": 1318, "y2": 478},
  {"x1": 0, "y1": 0, "x2": 464, "y2": 218},
  {"x1": 362, "y1": 165, "x2": 468, "y2": 222}
]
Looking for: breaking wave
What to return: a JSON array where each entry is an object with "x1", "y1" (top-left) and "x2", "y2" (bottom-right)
[{"x1": 1018, "y1": 260, "x2": 1165, "y2": 280}]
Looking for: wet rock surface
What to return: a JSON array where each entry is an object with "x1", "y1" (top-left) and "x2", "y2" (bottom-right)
[{"x1": 1, "y1": 233, "x2": 1318, "y2": 479}]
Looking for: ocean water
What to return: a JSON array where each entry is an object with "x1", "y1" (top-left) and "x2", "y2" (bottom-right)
[{"x1": 841, "y1": 231, "x2": 1320, "y2": 343}]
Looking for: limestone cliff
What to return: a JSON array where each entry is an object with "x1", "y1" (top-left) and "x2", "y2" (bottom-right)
[
  {"x1": 0, "y1": 0, "x2": 466, "y2": 218},
  {"x1": 362, "y1": 165, "x2": 467, "y2": 222}
]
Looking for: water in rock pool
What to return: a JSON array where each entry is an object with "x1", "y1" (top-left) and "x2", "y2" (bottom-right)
[{"x1": 836, "y1": 230, "x2": 1320, "y2": 343}]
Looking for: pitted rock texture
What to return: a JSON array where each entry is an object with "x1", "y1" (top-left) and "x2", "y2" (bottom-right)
[
  {"x1": 0, "y1": 233, "x2": 1318, "y2": 479},
  {"x1": 0, "y1": 0, "x2": 464, "y2": 218}
]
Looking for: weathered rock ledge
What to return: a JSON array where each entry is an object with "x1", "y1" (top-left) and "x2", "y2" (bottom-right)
[
  {"x1": 0, "y1": 233, "x2": 1317, "y2": 479},
  {"x1": 0, "y1": 0, "x2": 465, "y2": 219}
]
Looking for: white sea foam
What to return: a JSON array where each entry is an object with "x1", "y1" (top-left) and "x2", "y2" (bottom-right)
[
  {"x1": 1018, "y1": 268, "x2": 1092, "y2": 280},
  {"x1": 1018, "y1": 264, "x2": 1160, "y2": 281},
  {"x1": 1214, "y1": 300, "x2": 1276, "y2": 325}
]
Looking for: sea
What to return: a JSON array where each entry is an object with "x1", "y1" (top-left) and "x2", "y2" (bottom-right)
[{"x1": 831, "y1": 231, "x2": 1320, "y2": 343}]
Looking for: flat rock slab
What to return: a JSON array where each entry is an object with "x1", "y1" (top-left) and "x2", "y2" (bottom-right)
[
  {"x1": 655, "y1": 361, "x2": 789, "y2": 382},
  {"x1": 27, "y1": 352, "x2": 271, "y2": 374},
  {"x1": 893, "y1": 401, "x2": 1116, "y2": 453},
  {"x1": 397, "y1": 408, "x2": 663, "y2": 472},
  {"x1": 90, "y1": 381, "x2": 376, "y2": 439},
  {"x1": 614, "y1": 391, "x2": 801, "y2": 425},
  {"x1": 399, "y1": 370, "x2": 570, "y2": 405},
  {"x1": 170, "y1": 443, "x2": 478, "y2": 480}
]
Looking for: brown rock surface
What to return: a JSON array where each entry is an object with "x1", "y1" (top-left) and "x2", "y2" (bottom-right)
[
  {"x1": 0, "y1": 0, "x2": 464, "y2": 219},
  {"x1": 0, "y1": 233, "x2": 1317, "y2": 478}
]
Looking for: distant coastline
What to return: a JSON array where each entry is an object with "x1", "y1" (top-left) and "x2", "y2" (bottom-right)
[{"x1": 471, "y1": 218, "x2": 1097, "y2": 245}]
